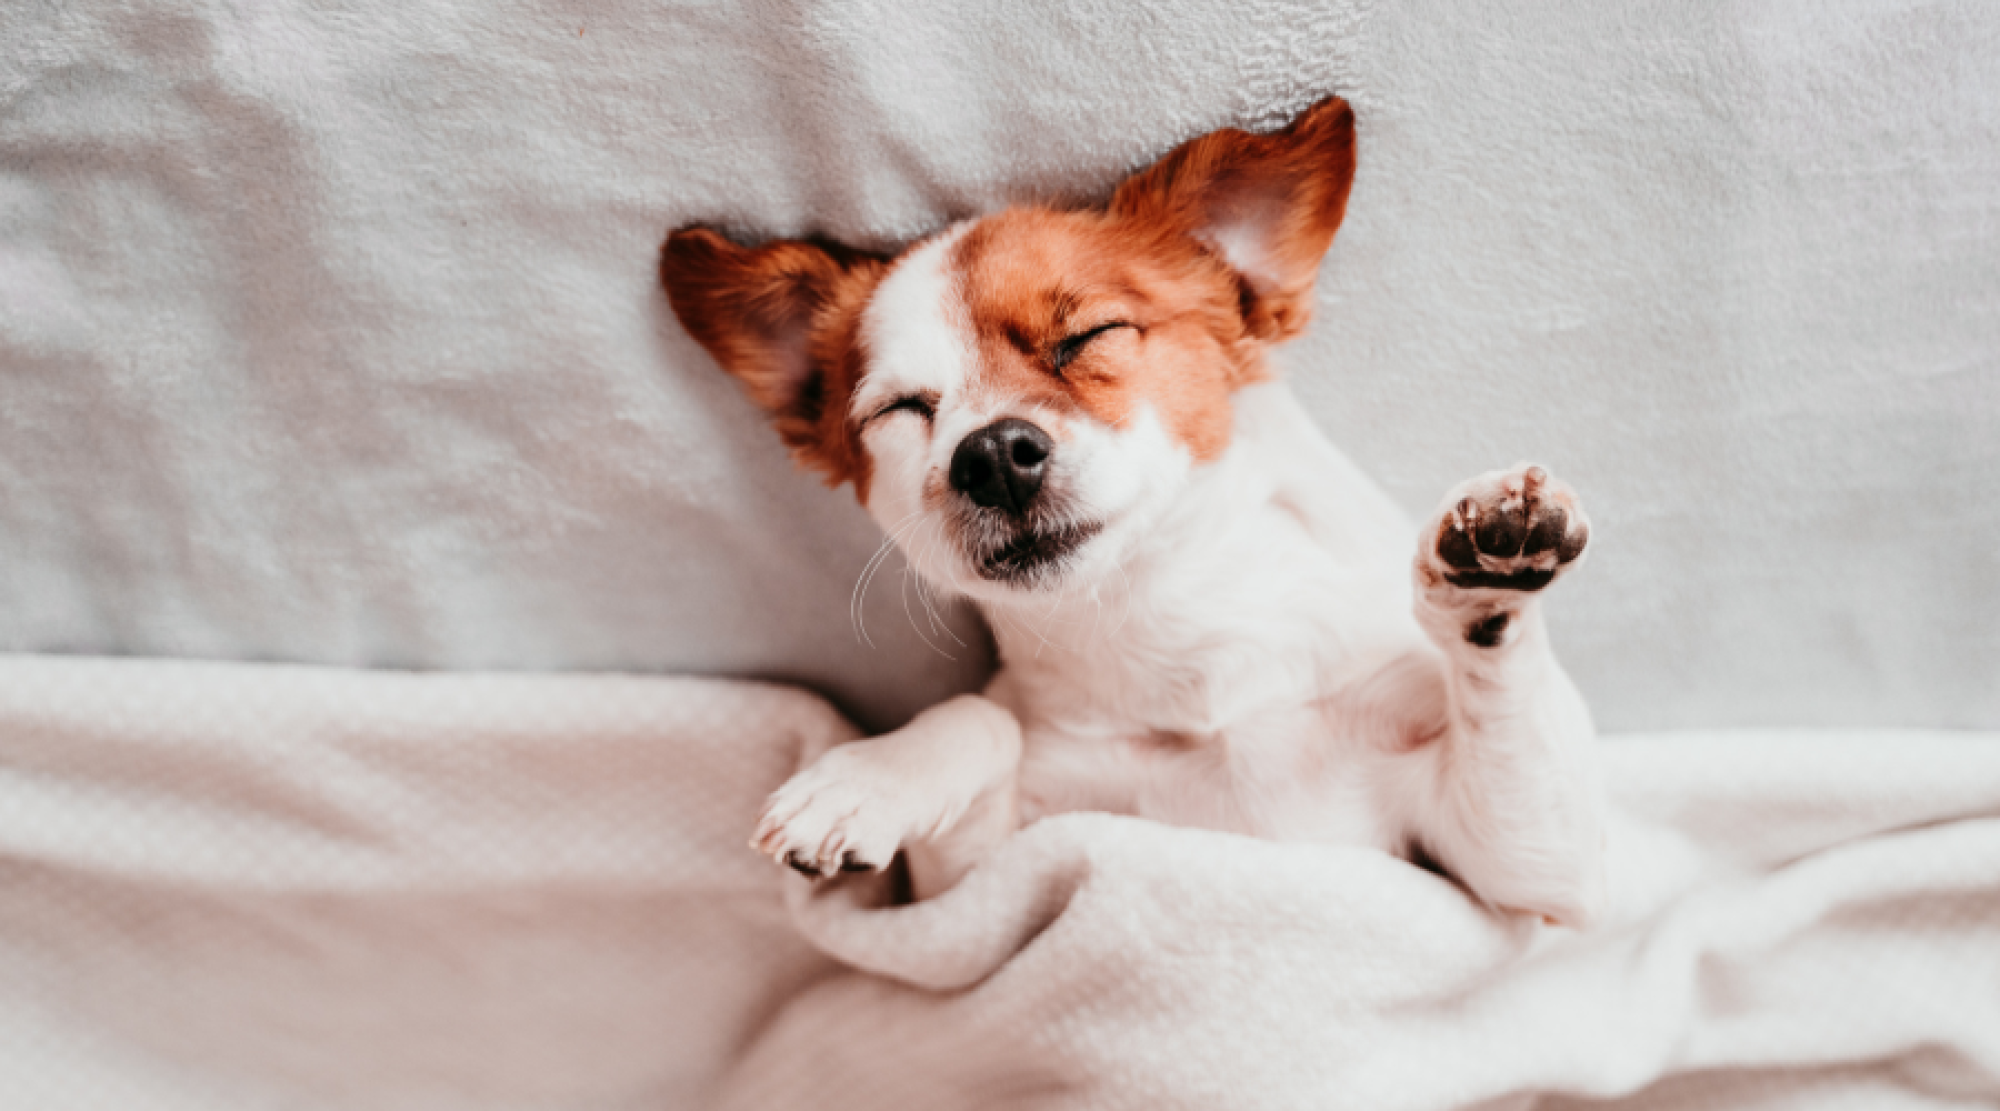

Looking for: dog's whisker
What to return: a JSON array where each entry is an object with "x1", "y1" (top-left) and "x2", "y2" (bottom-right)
[
  {"x1": 855, "y1": 514, "x2": 927, "y2": 648},
  {"x1": 920, "y1": 559, "x2": 968, "y2": 647},
  {"x1": 1000, "y1": 589, "x2": 1060, "y2": 659},
  {"x1": 899, "y1": 521, "x2": 958, "y2": 661},
  {"x1": 913, "y1": 520, "x2": 966, "y2": 646},
  {"x1": 852, "y1": 511, "x2": 927, "y2": 649},
  {"x1": 900, "y1": 566, "x2": 954, "y2": 660},
  {"x1": 852, "y1": 537, "x2": 898, "y2": 648},
  {"x1": 916, "y1": 523, "x2": 970, "y2": 649}
]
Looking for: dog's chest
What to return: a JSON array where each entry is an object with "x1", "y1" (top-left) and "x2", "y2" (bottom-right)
[
  {"x1": 1012, "y1": 692, "x2": 1409, "y2": 849},
  {"x1": 980, "y1": 463, "x2": 1432, "y2": 849},
  {"x1": 993, "y1": 580, "x2": 1426, "y2": 851}
]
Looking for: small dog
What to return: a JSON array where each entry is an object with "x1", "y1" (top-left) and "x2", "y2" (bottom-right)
[{"x1": 662, "y1": 97, "x2": 1605, "y2": 927}]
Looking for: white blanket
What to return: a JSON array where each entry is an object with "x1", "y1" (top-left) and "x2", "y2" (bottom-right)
[{"x1": 5, "y1": 655, "x2": 1995, "y2": 1109}]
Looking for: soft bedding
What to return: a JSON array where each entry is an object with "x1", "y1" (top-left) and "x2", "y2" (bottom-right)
[
  {"x1": 5, "y1": 1, "x2": 2000, "y2": 1108},
  {"x1": 3, "y1": 655, "x2": 1996, "y2": 1110}
]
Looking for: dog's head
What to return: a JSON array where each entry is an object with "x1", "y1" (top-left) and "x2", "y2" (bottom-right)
[{"x1": 662, "y1": 98, "x2": 1354, "y2": 604}]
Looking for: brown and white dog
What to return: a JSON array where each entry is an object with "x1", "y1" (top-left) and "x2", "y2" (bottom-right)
[{"x1": 662, "y1": 97, "x2": 1605, "y2": 927}]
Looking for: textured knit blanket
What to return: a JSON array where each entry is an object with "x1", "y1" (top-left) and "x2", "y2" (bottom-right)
[{"x1": 4, "y1": 655, "x2": 1995, "y2": 1110}]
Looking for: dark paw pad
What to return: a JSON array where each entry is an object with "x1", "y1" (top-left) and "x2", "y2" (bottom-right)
[
  {"x1": 1465, "y1": 612, "x2": 1511, "y2": 648},
  {"x1": 1435, "y1": 465, "x2": 1589, "y2": 592}
]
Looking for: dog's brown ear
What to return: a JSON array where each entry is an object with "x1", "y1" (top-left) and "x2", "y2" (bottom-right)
[
  {"x1": 1111, "y1": 97, "x2": 1356, "y2": 343},
  {"x1": 661, "y1": 227, "x2": 886, "y2": 485}
]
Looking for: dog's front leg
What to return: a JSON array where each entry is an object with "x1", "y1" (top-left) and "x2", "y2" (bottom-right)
[
  {"x1": 1410, "y1": 463, "x2": 1606, "y2": 927},
  {"x1": 753, "y1": 694, "x2": 1021, "y2": 901}
]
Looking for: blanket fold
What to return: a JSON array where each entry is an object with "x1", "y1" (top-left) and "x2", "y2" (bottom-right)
[{"x1": 750, "y1": 734, "x2": 2000, "y2": 1110}]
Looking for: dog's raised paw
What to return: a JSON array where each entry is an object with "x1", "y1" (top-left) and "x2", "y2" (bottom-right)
[
  {"x1": 751, "y1": 745, "x2": 922, "y2": 880},
  {"x1": 1426, "y1": 464, "x2": 1589, "y2": 593}
]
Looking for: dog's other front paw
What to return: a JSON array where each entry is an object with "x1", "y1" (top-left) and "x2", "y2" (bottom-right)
[
  {"x1": 750, "y1": 744, "x2": 926, "y2": 880},
  {"x1": 1421, "y1": 463, "x2": 1590, "y2": 601}
]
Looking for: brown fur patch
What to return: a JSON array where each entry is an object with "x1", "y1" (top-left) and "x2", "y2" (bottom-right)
[
  {"x1": 947, "y1": 208, "x2": 1265, "y2": 461},
  {"x1": 659, "y1": 227, "x2": 886, "y2": 496},
  {"x1": 939, "y1": 97, "x2": 1355, "y2": 462},
  {"x1": 1110, "y1": 97, "x2": 1355, "y2": 344}
]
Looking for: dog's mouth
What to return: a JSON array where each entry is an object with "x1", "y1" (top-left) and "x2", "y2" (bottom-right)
[{"x1": 974, "y1": 519, "x2": 1102, "y2": 583}]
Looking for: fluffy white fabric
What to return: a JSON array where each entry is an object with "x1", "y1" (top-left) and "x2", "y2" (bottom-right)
[
  {"x1": 3, "y1": 655, "x2": 1995, "y2": 1110},
  {"x1": 2, "y1": 0, "x2": 1996, "y2": 733},
  {"x1": 0, "y1": 655, "x2": 851, "y2": 1111}
]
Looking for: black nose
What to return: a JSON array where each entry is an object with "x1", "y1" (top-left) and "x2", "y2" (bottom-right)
[{"x1": 949, "y1": 418, "x2": 1053, "y2": 514}]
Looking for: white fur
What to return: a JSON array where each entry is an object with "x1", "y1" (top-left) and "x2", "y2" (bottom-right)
[
  {"x1": 761, "y1": 236, "x2": 1607, "y2": 925},
  {"x1": 852, "y1": 227, "x2": 972, "y2": 428}
]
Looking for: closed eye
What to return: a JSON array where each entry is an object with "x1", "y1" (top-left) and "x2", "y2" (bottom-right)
[
  {"x1": 1051, "y1": 321, "x2": 1131, "y2": 374},
  {"x1": 868, "y1": 393, "x2": 937, "y2": 425}
]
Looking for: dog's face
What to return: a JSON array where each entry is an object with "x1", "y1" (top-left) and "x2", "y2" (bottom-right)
[{"x1": 663, "y1": 98, "x2": 1355, "y2": 604}]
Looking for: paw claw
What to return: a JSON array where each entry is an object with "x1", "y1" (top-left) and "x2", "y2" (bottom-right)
[{"x1": 751, "y1": 743, "x2": 927, "y2": 882}]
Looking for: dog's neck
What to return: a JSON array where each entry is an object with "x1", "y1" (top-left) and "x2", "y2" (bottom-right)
[{"x1": 976, "y1": 423, "x2": 1361, "y2": 734}]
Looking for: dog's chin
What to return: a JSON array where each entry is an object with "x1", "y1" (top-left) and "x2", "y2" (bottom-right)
[{"x1": 972, "y1": 520, "x2": 1103, "y2": 589}]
